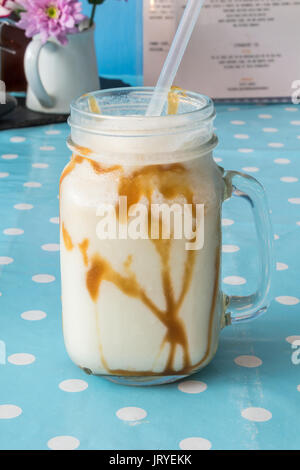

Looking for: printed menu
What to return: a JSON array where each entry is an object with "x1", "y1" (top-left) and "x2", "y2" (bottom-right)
[{"x1": 143, "y1": 0, "x2": 300, "y2": 101}]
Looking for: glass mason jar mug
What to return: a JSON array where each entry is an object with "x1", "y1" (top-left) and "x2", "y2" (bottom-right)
[{"x1": 60, "y1": 87, "x2": 273, "y2": 385}]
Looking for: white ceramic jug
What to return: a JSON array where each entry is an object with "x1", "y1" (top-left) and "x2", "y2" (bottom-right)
[{"x1": 24, "y1": 26, "x2": 99, "y2": 114}]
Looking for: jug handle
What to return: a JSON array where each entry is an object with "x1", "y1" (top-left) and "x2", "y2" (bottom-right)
[
  {"x1": 222, "y1": 170, "x2": 274, "y2": 324},
  {"x1": 24, "y1": 39, "x2": 56, "y2": 108}
]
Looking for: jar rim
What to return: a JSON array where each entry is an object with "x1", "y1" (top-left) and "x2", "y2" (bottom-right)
[
  {"x1": 69, "y1": 87, "x2": 215, "y2": 136},
  {"x1": 66, "y1": 134, "x2": 218, "y2": 165}
]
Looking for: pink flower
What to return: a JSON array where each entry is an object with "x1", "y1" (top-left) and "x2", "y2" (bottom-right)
[
  {"x1": 0, "y1": 0, "x2": 22, "y2": 17},
  {"x1": 17, "y1": 0, "x2": 85, "y2": 45}
]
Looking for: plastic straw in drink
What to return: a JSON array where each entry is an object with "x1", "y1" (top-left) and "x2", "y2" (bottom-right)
[{"x1": 146, "y1": 0, "x2": 205, "y2": 117}]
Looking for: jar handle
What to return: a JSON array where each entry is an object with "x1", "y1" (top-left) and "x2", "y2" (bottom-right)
[
  {"x1": 24, "y1": 39, "x2": 56, "y2": 108},
  {"x1": 223, "y1": 170, "x2": 274, "y2": 324}
]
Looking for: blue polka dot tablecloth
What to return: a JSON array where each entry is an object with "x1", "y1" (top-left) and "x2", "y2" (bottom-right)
[{"x1": 0, "y1": 103, "x2": 299, "y2": 451}]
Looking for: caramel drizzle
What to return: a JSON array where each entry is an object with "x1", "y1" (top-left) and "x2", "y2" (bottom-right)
[
  {"x1": 60, "y1": 155, "x2": 84, "y2": 188},
  {"x1": 88, "y1": 96, "x2": 101, "y2": 114},
  {"x1": 60, "y1": 151, "x2": 121, "y2": 190},
  {"x1": 117, "y1": 163, "x2": 195, "y2": 220},
  {"x1": 86, "y1": 253, "x2": 165, "y2": 323},
  {"x1": 61, "y1": 156, "x2": 220, "y2": 376},
  {"x1": 62, "y1": 223, "x2": 74, "y2": 251},
  {"x1": 168, "y1": 86, "x2": 187, "y2": 115},
  {"x1": 190, "y1": 244, "x2": 221, "y2": 371},
  {"x1": 79, "y1": 239, "x2": 89, "y2": 267},
  {"x1": 106, "y1": 245, "x2": 220, "y2": 377},
  {"x1": 80, "y1": 242, "x2": 195, "y2": 376},
  {"x1": 114, "y1": 164, "x2": 197, "y2": 373}
]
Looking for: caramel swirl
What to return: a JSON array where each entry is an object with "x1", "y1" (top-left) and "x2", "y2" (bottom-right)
[
  {"x1": 79, "y1": 239, "x2": 89, "y2": 267},
  {"x1": 88, "y1": 96, "x2": 101, "y2": 114},
  {"x1": 117, "y1": 164, "x2": 195, "y2": 219},
  {"x1": 60, "y1": 152, "x2": 121, "y2": 189}
]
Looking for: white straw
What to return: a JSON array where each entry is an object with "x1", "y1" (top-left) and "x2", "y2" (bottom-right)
[{"x1": 146, "y1": 0, "x2": 205, "y2": 117}]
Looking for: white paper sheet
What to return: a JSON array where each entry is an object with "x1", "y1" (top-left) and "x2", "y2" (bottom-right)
[{"x1": 143, "y1": 0, "x2": 300, "y2": 101}]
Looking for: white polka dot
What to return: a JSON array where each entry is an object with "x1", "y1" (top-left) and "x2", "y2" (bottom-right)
[
  {"x1": 45, "y1": 129, "x2": 61, "y2": 135},
  {"x1": 231, "y1": 120, "x2": 245, "y2": 125},
  {"x1": 234, "y1": 355, "x2": 262, "y2": 368},
  {"x1": 8, "y1": 353, "x2": 35, "y2": 365},
  {"x1": 268, "y1": 142, "x2": 284, "y2": 148},
  {"x1": 0, "y1": 404, "x2": 22, "y2": 419},
  {"x1": 280, "y1": 176, "x2": 298, "y2": 183},
  {"x1": 10, "y1": 136, "x2": 25, "y2": 143},
  {"x1": 32, "y1": 274, "x2": 55, "y2": 283},
  {"x1": 263, "y1": 128, "x2": 278, "y2": 133},
  {"x1": 41, "y1": 244, "x2": 60, "y2": 252},
  {"x1": 238, "y1": 148, "x2": 254, "y2": 153},
  {"x1": 289, "y1": 198, "x2": 300, "y2": 205},
  {"x1": 258, "y1": 114, "x2": 272, "y2": 119},
  {"x1": 179, "y1": 437, "x2": 212, "y2": 450},
  {"x1": 32, "y1": 163, "x2": 49, "y2": 169},
  {"x1": 286, "y1": 335, "x2": 300, "y2": 345},
  {"x1": 285, "y1": 107, "x2": 298, "y2": 112},
  {"x1": 116, "y1": 407, "x2": 147, "y2": 422},
  {"x1": 242, "y1": 167, "x2": 259, "y2": 173},
  {"x1": 21, "y1": 310, "x2": 47, "y2": 321},
  {"x1": 47, "y1": 436, "x2": 80, "y2": 450},
  {"x1": 0, "y1": 256, "x2": 13, "y2": 265},
  {"x1": 222, "y1": 218, "x2": 234, "y2": 226},
  {"x1": 275, "y1": 296, "x2": 299, "y2": 305},
  {"x1": 178, "y1": 380, "x2": 207, "y2": 394},
  {"x1": 274, "y1": 158, "x2": 290, "y2": 165},
  {"x1": 24, "y1": 182, "x2": 42, "y2": 188},
  {"x1": 59, "y1": 379, "x2": 88, "y2": 393},
  {"x1": 3, "y1": 228, "x2": 24, "y2": 236},
  {"x1": 290, "y1": 121, "x2": 300, "y2": 126},
  {"x1": 297, "y1": 221, "x2": 300, "y2": 226},
  {"x1": 222, "y1": 245, "x2": 240, "y2": 253},
  {"x1": 0, "y1": 172, "x2": 9, "y2": 178},
  {"x1": 2, "y1": 154, "x2": 18, "y2": 160},
  {"x1": 213, "y1": 157, "x2": 222, "y2": 163},
  {"x1": 297, "y1": 385, "x2": 300, "y2": 392},
  {"x1": 241, "y1": 407, "x2": 272, "y2": 422},
  {"x1": 50, "y1": 217, "x2": 59, "y2": 224},
  {"x1": 40, "y1": 146, "x2": 55, "y2": 151},
  {"x1": 276, "y1": 262, "x2": 288, "y2": 271},
  {"x1": 14, "y1": 203, "x2": 33, "y2": 210},
  {"x1": 223, "y1": 276, "x2": 246, "y2": 285},
  {"x1": 234, "y1": 134, "x2": 249, "y2": 139},
  {"x1": 274, "y1": 234, "x2": 279, "y2": 240}
]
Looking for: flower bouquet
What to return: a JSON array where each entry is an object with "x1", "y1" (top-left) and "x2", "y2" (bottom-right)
[{"x1": 0, "y1": 0, "x2": 127, "y2": 112}]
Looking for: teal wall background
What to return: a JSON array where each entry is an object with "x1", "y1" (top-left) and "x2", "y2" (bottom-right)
[{"x1": 82, "y1": 0, "x2": 143, "y2": 86}]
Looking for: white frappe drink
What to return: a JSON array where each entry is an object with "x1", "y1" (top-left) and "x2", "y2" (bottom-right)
[{"x1": 60, "y1": 89, "x2": 226, "y2": 381}]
